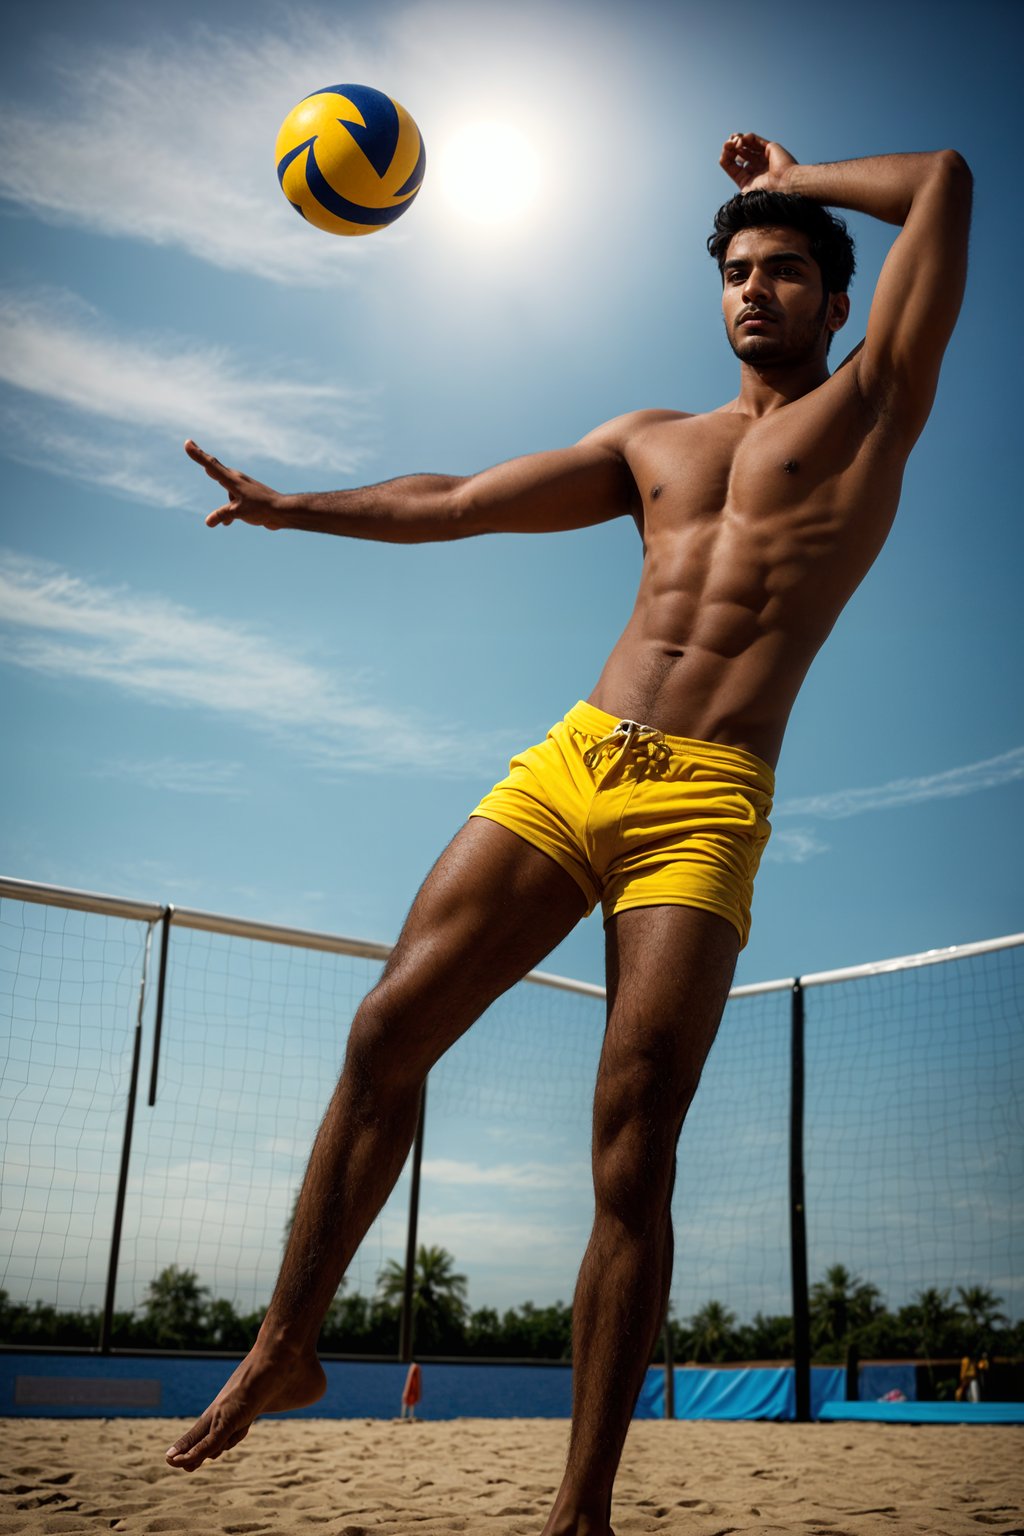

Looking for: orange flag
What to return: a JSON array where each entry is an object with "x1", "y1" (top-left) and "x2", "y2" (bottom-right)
[{"x1": 402, "y1": 1361, "x2": 422, "y2": 1409}]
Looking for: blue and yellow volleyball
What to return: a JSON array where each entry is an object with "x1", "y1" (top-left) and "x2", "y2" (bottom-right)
[{"x1": 275, "y1": 83, "x2": 425, "y2": 237}]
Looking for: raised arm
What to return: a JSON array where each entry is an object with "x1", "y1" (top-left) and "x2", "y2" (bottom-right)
[
  {"x1": 185, "y1": 415, "x2": 641, "y2": 542},
  {"x1": 722, "y1": 134, "x2": 973, "y2": 438}
]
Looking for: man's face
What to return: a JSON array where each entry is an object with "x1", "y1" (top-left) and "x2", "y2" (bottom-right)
[{"x1": 721, "y1": 226, "x2": 847, "y2": 366}]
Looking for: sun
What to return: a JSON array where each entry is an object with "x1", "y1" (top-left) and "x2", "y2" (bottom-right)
[{"x1": 437, "y1": 121, "x2": 542, "y2": 228}]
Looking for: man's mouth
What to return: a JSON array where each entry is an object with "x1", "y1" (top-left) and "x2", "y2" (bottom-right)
[{"x1": 738, "y1": 312, "x2": 777, "y2": 329}]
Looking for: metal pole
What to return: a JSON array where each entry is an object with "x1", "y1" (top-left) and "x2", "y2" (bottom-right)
[
  {"x1": 399, "y1": 1080, "x2": 427, "y2": 1363},
  {"x1": 99, "y1": 921, "x2": 154, "y2": 1354},
  {"x1": 147, "y1": 906, "x2": 173, "y2": 1107},
  {"x1": 661, "y1": 1318, "x2": 676, "y2": 1420},
  {"x1": 789, "y1": 978, "x2": 811, "y2": 1422}
]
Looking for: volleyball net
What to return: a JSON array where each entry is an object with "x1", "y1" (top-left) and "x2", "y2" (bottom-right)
[{"x1": 1, "y1": 875, "x2": 1021, "y2": 1363}]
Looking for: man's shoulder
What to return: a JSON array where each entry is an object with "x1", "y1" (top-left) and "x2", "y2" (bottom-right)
[{"x1": 578, "y1": 408, "x2": 695, "y2": 453}]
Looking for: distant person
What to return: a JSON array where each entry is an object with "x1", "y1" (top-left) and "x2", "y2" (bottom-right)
[
  {"x1": 167, "y1": 132, "x2": 971, "y2": 1535},
  {"x1": 956, "y1": 1350, "x2": 989, "y2": 1403}
]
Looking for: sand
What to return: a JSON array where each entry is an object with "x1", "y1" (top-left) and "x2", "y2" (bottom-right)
[{"x1": 1, "y1": 1416, "x2": 1022, "y2": 1535}]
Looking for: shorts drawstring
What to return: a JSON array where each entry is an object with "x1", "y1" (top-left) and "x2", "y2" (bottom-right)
[{"x1": 582, "y1": 719, "x2": 671, "y2": 772}]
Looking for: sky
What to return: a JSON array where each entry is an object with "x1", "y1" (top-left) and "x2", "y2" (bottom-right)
[{"x1": 1, "y1": 0, "x2": 1022, "y2": 1329}]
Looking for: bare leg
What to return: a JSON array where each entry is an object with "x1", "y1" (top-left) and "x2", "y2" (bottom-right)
[
  {"x1": 166, "y1": 818, "x2": 586, "y2": 1470},
  {"x1": 541, "y1": 904, "x2": 741, "y2": 1536}
]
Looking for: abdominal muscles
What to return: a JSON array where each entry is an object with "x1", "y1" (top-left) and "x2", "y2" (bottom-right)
[{"x1": 589, "y1": 516, "x2": 858, "y2": 766}]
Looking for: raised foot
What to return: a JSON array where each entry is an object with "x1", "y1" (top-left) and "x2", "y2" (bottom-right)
[{"x1": 165, "y1": 1346, "x2": 327, "y2": 1472}]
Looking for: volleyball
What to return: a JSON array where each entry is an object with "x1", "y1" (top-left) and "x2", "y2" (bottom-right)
[{"x1": 275, "y1": 83, "x2": 425, "y2": 237}]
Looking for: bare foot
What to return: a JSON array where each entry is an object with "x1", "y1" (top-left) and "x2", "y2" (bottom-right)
[
  {"x1": 540, "y1": 1508, "x2": 614, "y2": 1536},
  {"x1": 540, "y1": 1491, "x2": 615, "y2": 1536},
  {"x1": 540, "y1": 1522, "x2": 614, "y2": 1536},
  {"x1": 165, "y1": 1345, "x2": 327, "y2": 1471}
]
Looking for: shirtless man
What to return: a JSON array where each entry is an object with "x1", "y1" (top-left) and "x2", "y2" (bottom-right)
[{"x1": 166, "y1": 133, "x2": 972, "y2": 1535}]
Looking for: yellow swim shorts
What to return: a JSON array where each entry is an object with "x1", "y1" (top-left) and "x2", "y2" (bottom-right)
[{"x1": 470, "y1": 700, "x2": 774, "y2": 948}]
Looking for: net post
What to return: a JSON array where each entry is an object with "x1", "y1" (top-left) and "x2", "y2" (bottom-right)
[
  {"x1": 399, "y1": 1079, "x2": 427, "y2": 1363},
  {"x1": 147, "y1": 906, "x2": 174, "y2": 1107},
  {"x1": 846, "y1": 1340, "x2": 860, "y2": 1401},
  {"x1": 99, "y1": 921, "x2": 155, "y2": 1354},
  {"x1": 789, "y1": 977, "x2": 811, "y2": 1422},
  {"x1": 661, "y1": 1316, "x2": 676, "y2": 1420}
]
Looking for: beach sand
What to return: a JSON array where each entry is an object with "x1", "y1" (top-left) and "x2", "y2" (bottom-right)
[{"x1": 1, "y1": 1416, "x2": 1022, "y2": 1535}]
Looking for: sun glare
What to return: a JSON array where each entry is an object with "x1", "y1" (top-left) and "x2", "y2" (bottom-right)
[{"x1": 438, "y1": 122, "x2": 542, "y2": 228}]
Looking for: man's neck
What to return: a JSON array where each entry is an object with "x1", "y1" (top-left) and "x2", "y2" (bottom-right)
[{"x1": 730, "y1": 355, "x2": 832, "y2": 417}]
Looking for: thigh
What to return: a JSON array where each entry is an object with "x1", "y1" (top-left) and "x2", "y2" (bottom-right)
[
  {"x1": 599, "y1": 903, "x2": 741, "y2": 1111},
  {"x1": 372, "y1": 816, "x2": 588, "y2": 1045}
]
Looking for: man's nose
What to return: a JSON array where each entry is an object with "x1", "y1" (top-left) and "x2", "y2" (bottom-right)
[{"x1": 742, "y1": 268, "x2": 772, "y2": 304}]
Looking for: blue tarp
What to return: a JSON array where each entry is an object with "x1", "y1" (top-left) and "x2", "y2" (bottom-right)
[
  {"x1": 0, "y1": 1354, "x2": 573, "y2": 1420},
  {"x1": 4, "y1": 1354, "x2": 1018, "y2": 1423},
  {"x1": 820, "y1": 1401, "x2": 1024, "y2": 1424},
  {"x1": 636, "y1": 1365, "x2": 845, "y2": 1420}
]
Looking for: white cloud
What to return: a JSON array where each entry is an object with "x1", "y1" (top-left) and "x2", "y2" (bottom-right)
[
  {"x1": 767, "y1": 747, "x2": 1024, "y2": 863},
  {"x1": 0, "y1": 6, "x2": 622, "y2": 287},
  {"x1": 94, "y1": 756, "x2": 247, "y2": 796},
  {"x1": 421, "y1": 1157, "x2": 588, "y2": 1192},
  {"x1": 0, "y1": 548, "x2": 505, "y2": 777},
  {"x1": 413, "y1": 1207, "x2": 587, "y2": 1266},
  {"x1": 0, "y1": 290, "x2": 375, "y2": 484},
  {"x1": 777, "y1": 747, "x2": 1024, "y2": 821},
  {"x1": 0, "y1": 28, "x2": 381, "y2": 287},
  {"x1": 0, "y1": 409, "x2": 198, "y2": 511},
  {"x1": 762, "y1": 826, "x2": 831, "y2": 865}
]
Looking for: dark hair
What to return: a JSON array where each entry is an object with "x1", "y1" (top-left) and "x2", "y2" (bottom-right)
[{"x1": 707, "y1": 191, "x2": 856, "y2": 294}]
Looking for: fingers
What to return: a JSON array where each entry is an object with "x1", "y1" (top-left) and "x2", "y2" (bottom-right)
[
  {"x1": 721, "y1": 132, "x2": 768, "y2": 184},
  {"x1": 185, "y1": 439, "x2": 281, "y2": 530},
  {"x1": 187, "y1": 441, "x2": 238, "y2": 527},
  {"x1": 185, "y1": 439, "x2": 241, "y2": 491}
]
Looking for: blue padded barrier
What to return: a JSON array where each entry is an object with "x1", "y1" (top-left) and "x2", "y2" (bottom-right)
[{"x1": 636, "y1": 1365, "x2": 844, "y2": 1420}]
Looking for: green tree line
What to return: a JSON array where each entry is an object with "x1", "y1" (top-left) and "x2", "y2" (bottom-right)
[{"x1": 2, "y1": 1255, "x2": 1020, "y2": 1368}]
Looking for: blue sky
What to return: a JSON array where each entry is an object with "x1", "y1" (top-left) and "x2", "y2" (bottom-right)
[{"x1": 1, "y1": 0, "x2": 1022, "y2": 1325}]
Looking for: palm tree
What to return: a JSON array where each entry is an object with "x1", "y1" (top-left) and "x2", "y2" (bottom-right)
[
  {"x1": 902, "y1": 1285, "x2": 962, "y2": 1382},
  {"x1": 377, "y1": 1245, "x2": 468, "y2": 1351},
  {"x1": 955, "y1": 1285, "x2": 1008, "y2": 1346},
  {"x1": 810, "y1": 1264, "x2": 883, "y2": 1351},
  {"x1": 686, "y1": 1300, "x2": 738, "y2": 1363}
]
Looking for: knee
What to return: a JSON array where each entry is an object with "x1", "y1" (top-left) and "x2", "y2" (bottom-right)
[
  {"x1": 343, "y1": 979, "x2": 432, "y2": 1091},
  {"x1": 592, "y1": 1055, "x2": 689, "y2": 1230}
]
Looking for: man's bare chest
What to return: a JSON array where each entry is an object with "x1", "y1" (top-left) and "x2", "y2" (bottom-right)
[{"x1": 627, "y1": 391, "x2": 897, "y2": 541}]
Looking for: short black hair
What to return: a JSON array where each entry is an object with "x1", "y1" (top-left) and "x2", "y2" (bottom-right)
[{"x1": 707, "y1": 191, "x2": 856, "y2": 294}]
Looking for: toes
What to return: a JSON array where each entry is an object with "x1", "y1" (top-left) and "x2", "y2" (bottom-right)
[
  {"x1": 166, "y1": 1418, "x2": 213, "y2": 1466},
  {"x1": 165, "y1": 1408, "x2": 253, "y2": 1471},
  {"x1": 168, "y1": 1432, "x2": 217, "y2": 1471}
]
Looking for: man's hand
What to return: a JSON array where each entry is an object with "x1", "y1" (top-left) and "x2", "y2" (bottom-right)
[
  {"x1": 185, "y1": 440, "x2": 286, "y2": 529},
  {"x1": 720, "y1": 133, "x2": 798, "y2": 195}
]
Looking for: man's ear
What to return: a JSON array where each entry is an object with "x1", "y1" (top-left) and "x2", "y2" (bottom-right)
[{"x1": 828, "y1": 292, "x2": 851, "y2": 334}]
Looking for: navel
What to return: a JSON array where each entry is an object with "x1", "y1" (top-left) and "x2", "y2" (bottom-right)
[
  {"x1": 783, "y1": 459, "x2": 799, "y2": 475},
  {"x1": 650, "y1": 484, "x2": 663, "y2": 499}
]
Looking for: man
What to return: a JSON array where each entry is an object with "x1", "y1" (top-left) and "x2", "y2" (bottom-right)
[{"x1": 166, "y1": 132, "x2": 972, "y2": 1535}]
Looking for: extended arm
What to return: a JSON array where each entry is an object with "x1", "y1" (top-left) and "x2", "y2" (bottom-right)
[
  {"x1": 722, "y1": 134, "x2": 973, "y2": 436},
  {"x1": 186, "y1": 417, "x2": 641, "y2": 541}
]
